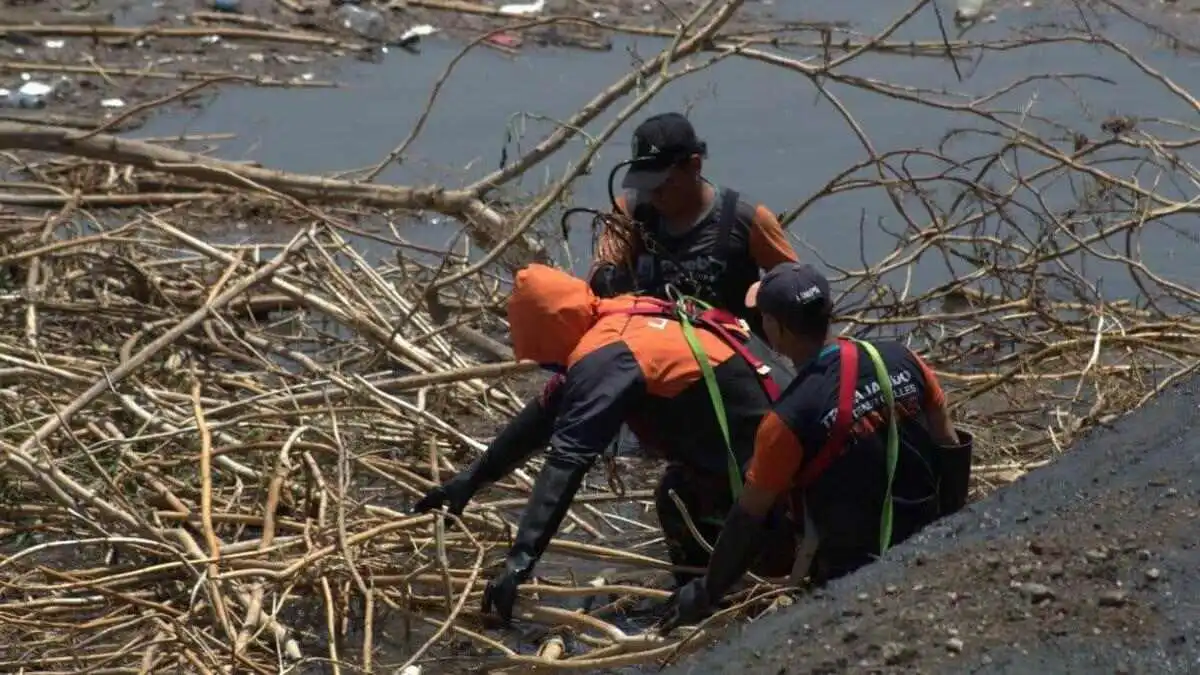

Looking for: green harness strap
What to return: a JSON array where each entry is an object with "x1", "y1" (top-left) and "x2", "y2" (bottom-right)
[
  {"x1": 853, "y1": 339, "x2": 900, "y2": 556},
  {"x1": 671, "y1": 296, "x2": 743, "y2": 503},
  {"x1": 669, "y1": 297, "x2": 899, "y2": 554}
]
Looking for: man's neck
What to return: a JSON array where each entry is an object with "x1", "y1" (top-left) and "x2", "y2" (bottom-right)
[
  {"x1": 783, "y1": 337, "x2": 838, "y2": 368},
  {"x1": 660, "y1": 181, "x2": 715, "y2": 235}
]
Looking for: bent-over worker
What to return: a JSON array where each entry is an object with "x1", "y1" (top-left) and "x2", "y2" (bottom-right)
[
  {"x1": 412, "y1": 263, "x2": 797, "y2": 623},
  {"x1": 660, "y1": 262, "x2": 975, "y2": 630}
]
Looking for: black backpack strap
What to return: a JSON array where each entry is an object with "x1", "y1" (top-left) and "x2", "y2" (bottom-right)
[
  {"x1": 712, "y1": 188, "x2": 741, "y2": 262},
  {"x1": 631, "y1": 198, "x2": 664, "y2": 291}
]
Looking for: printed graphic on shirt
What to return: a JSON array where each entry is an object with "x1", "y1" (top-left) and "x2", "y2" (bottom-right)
[{"x1": 817, "y1": 365, "x2": 923, "y2": 439}]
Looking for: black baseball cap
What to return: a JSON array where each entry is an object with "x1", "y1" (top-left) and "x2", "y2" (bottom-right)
[
  {"x1": 621, "y1": 112, "x2": 706, "y2": 192},
  {"x1": 745, "y1": 262, "x2": 833, "y2": 328}
]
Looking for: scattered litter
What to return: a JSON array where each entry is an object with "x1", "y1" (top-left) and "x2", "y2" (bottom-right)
[
  {"x1": 200, "y1": 35, "x2": 222, "y2": 46},
  {"x1": 398, "y1": 24, "x2": 438, "y2": 47},
  {"x1": 44, "y1": 40, "x2": 66, "y2": 50},
  {"x1": 13, "y1": 81, "x2": 55, "y2": 108},
  {"x1": 248, "y1": 53, "x2": 265, "y2": 63},
  {"x1": 339, "y1": 4, "x2": 387, "y2": 41},
  {"x1": 592, "y1": 10, "x2": 606, "y2": 18},
  {"x1": 101, "y1": 98, "x2": 127, "y2": 109},
  {"x1": 486, "y1": 33, "x2": 523, "y2": 49},
  {"x1": 212, "y1": 0, "x2": 241, "y2": 11},
  {"x1": 499, "y1": 0, "x2": 545, "y2": 15},
  {"x1": 300, "y1": 73, "x2": 314, "y2": 81}
]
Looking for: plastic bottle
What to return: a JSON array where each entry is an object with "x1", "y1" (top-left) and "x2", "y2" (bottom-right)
[{"x1": 338, "y1": 5, "x2": 386, "y2": 41}]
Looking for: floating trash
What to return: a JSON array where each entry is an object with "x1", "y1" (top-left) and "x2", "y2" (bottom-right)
[
  {"x1": 339, "y1": 4, "x2": 387, "y2": 41},
  {"x1": 955, "y1": 0, "x2": 988, "y2": 23},
  {"x1": 101, "y1": 98, "x2": 127, "y2": 108},
  {"x1": 499, "y1": 0, "x2": 545, "y2": 15},
  {"x1": 398, "y1": 24, "x2": 438, "y2": 47},
  {"x1": 16, "y1": 81, "x2": 54, "y2": 107}
]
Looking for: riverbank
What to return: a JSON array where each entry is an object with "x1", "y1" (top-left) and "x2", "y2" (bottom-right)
[{"x1": 665, "y1": 371, "x2": 1200, "y2": 674}]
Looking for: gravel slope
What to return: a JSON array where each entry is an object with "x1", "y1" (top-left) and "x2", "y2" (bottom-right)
[{"x1": 665, "y1": 376, "x2": 1200, "y2": 675}]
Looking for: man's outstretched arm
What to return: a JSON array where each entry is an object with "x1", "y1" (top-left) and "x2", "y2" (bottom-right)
[{"x1": 482, "y1": 343, "x2": 646, "y2": 622}]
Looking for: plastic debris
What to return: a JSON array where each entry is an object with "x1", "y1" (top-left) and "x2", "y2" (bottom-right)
[
  {"x1": 398, "y1": 24, "x2": 437, "y2": 47},
  {"x1": 101, "y1": 98, "x2": 127, "y2": 108},
  {"x1": 44, "y1": 40, "x2": 65, "y2": 49},
  {"x1": 955, "y1": 0, "x2": 988, "y2": 23},
  {"x1": 338, "y1": 4, "x2": 387, "y2": 41},
  {"x1": 486, "y1": 33, "x2": 523, "y2": 48},
  {"x1": 212, "y1": 0, "x2": 241, "y2": 11},
  {"x1": 13, "y1": 81, "x2": 54, "y2": 108},
  {"x1": 498, "y1": 0, "x2": 545, "y2": 15},
  {"x1": 200, "y1": 35, "x2": 222, "y2": 46}
]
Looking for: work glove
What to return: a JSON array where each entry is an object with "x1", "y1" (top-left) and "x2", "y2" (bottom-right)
[
  {"x1": 656, "y1": 502, "x2": 768, "y2": 634},
  {"x1": 411, "y1": 472, "x2": 477, "y2": 516},
  {"x1": 657, "y1": 577, "x2": 714, "y2": 633},
  {"x1": 409, "y1": 391, "x2": 564, "y2": 517}
]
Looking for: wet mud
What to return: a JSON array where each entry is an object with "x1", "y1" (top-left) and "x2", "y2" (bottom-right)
[{"x1": 667, "y1": 374, "x2": 1200, "y2": 674}]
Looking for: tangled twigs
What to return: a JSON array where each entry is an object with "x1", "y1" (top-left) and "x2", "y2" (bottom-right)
[{"x1": 0, "y1": 214, "x2": 705, "y2": 673}]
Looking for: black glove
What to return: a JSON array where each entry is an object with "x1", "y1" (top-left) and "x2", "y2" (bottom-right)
[
  {"x1": 657, "y1": 577, "x2": 713, "y2": 633},
  {"x1": 657, "y1": 502, "x2": 768, "y2": 634},
  {"x1": 935, "y1": 429, "x2": 974, "y2": 516},
  {"x1": 480, "y1": 454, "x2": 590, "y2": 624},
  {"x1": 412, "y1": 472, "x2": 476, "y2": 516},
  {"x1": 409, "y1": 393, "x2": 562, "y2": 516}
]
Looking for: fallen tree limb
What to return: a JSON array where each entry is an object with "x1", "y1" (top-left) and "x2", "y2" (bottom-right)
[{"x1": 0, "y1": 121, "x2": 547, "y2": 269}]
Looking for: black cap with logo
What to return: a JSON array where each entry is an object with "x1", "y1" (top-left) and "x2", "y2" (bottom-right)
[
  {"x1": 744, "y1": 262, "x2": 834, "y2": 330},
  {"x1": 621, "y1": 112, "x2": 707, "y2": 192}
]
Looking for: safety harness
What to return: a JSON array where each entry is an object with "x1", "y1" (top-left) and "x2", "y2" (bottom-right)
[
  {"x1": 600, "y1": 298, "x2": 901, "y2": 556},
  {"x1": 597, "y1": 293, "x2": 780, "y2": 501},
  {"x1": 797, "y1": 337, "x2": 900, "y2": 556}
]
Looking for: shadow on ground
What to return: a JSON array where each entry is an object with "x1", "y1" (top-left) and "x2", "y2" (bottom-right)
[{"x1": 666, "y1": 376, "x2": 1200, "y2": 674}]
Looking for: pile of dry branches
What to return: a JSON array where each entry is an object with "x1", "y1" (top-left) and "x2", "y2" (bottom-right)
[{"x1": 2, "y1": 0, "x2": 1200, "y2": 672}]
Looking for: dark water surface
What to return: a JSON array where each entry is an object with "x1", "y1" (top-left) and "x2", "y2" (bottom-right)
[{"x1": 129, "y1": 1, "x2": 1200, "y2": 301}]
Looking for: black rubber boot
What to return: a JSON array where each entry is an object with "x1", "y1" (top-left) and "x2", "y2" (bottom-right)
[{"x1": 505, "y1": 455, "x2": 591, "y2": 579}]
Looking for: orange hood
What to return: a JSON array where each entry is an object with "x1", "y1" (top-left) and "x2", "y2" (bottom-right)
[{"x1": 509, "y1": 264, "x2": 600, "y2": 368}]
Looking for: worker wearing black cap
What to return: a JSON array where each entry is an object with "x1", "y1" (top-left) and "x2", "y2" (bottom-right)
[
  {"x1": 589, "y1": 112, "x2": 797, "y2": 331},
  {"x1": 657, "y1": 262, "x2": 976, "y2": 631}
]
